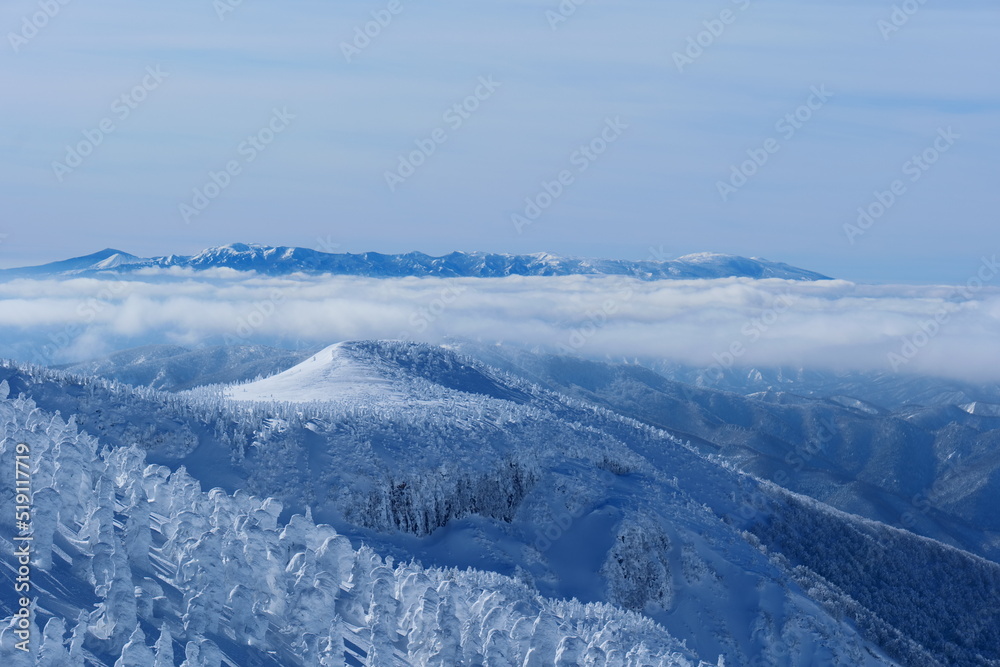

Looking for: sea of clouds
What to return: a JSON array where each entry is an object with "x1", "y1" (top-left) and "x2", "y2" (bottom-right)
[{"x1": 1, "y1": 266, "x2": 998, "y2": 382}]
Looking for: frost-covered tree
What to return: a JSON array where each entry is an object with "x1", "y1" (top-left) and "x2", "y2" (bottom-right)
[
  {"x1": 583, "y1": 643, "x2": 607, "y2": 666},
  {"x1": 31, "y1": 486, "x2": 60, "y2": 570},
  {"x1": 483, "y1": 627, "x2": 515, "y2": 666},
  {"x1": 366, "y1": 578, "x2": 398, "y2": 666},
  {"x1": 554, "y1": 635, "x2": 586, "y2": 666},
  {"x1": 228, "y1": 583, "x2": 268, "y2": 645},
  {"x1": 123, "y1": 487, "x2": 152, "y2": 573},
  {"x1": 67, "y1": 612, "x2": 87, "y2": 666},
  {"x1": 153, "y1": 627, "x2": 175, "y2": 667},
  {"x1": 93, "y1": 550, "x2": 138, "y2": 650},
  {"x1": 178, "y1": 529, "x2": 226, "y2": 635},
  {"x1": 37, "y1": 617, "x2": 69, "y2": 667},
  {"x1": 318, "y1": 615, "x2": 347, "y2": 667},
  {"x1": 86, "y1": 468, "x2": 117, "y2": 548},
  {"x1": 89, "y1": 540, "x2": 115, "y2": 598},
  {"x1": 315, "y1": 534, "x2": 354, "y2": 588},
  {"x1": 0, "y1": 617, "x2": 35, "y2": 667},
  {"x1": 527, "y1": 611, "x2": 562, "y2": 665},
  {"x1": 114, "y1": 626, "x2": 154, "y2": 667},
  {"x1": 176, "y1": 638, "x2": 221, "y2": 667},
  {"x1": 602, "y1": 519, "x2": 673, "y2": 612},
  {"x1": 178, "y1": 641, "x2": 200, "y2": 667},
  {"x1": 427, "y1": 593, "x2": 462, "y2": 666},
  {"x1": 403, "y1": 586, "x2": 439, "y2": 663},
  {"x1": 339, "y1": 548, "x2": 377, "y2": 625},
  {"x1": 182, "y1": 591, "x2": 211, "y2": 638}
]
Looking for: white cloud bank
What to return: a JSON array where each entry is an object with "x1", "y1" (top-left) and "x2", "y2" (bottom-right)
[{"x1": 1, "y1": 268, "x2": 999, "y2": 382}]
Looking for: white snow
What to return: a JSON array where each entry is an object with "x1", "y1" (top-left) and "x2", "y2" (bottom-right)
[
  {"x1": 224, "y1": 342, "x2": 408, "y2": 403},
  {"x1": 960, "y1": 401, "x2": 1000, "y2": 416}
]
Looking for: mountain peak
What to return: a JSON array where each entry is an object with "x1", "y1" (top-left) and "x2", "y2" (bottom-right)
[
  {"x1": 96, "y1": 247, "x2": 130, "y2": 256},
  {"x1": 69, "y1": 247, "x2": 135, "y2": 263},
  {"x1": 225, "y1": 340, "x2": 532, "y2": 405},
  {"x1": 0, "y1": 247, "x2": 140, "y2": 277}
]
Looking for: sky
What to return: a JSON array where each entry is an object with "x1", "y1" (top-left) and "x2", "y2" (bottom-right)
[{"x1": 1, "y1": 0, "x2": 998, "y2": 284}]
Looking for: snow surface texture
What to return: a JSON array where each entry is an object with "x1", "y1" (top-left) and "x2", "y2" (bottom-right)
[
  {"x1": 3, "y1": 341, "x2": 999, "y2": 665},
  {"x1": 0, "y1": 244, "x2": 831, "y2": 281}
]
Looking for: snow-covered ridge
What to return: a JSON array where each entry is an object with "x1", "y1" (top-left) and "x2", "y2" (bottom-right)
[
  {"x1": 224, "y1": 341, "x2": 532, "y2": 406},
  {"x1": 1, "y1": 352, "x2": 900, "y2": 665},
  {"x1": 5, "y1": 345, "x2": 1000, "y2": 665},
  {"x1": 0, "y1": 244, "x2": 832, "y2": 281},
  {"x1": 0, "y1": 392, "x2": 705, "y2": 666}
]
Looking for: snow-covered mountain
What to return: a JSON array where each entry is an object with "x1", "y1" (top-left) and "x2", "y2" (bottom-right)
[
  {"x1": 56, "y1": 341, "x2": 1000, "y2": 561},
  {"x1": 4, "y1": 342, "x2": 1000, "y2": 665},
  {"x1": 0, "y1": 389, "x2": 709, "y2": 666},
  {"x1": 224, "y1": 342, "x2": 532, "y2": 406},
  {"x1": 0, "y1": 244, "x2": 832, "y2": 281},
  {"x1": 453, "y1": 343, "x2": 1000, "y2": 563}
]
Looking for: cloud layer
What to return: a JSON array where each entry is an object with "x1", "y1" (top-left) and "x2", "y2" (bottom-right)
[{"x1": 2, "y1": 270, "x2": 999, "y2": 382}]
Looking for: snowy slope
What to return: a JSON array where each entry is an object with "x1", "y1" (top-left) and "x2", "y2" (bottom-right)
[
  {"x1": 0, "y1": 391, "x2": 709, "y2": 666},
  {"x1": 45, "y1": 340, "x2": 1000, "y2": 569},
  {"x1": 4, "y1": 344, "x2": 1000, "y2": 664},
  {"x1": 455, "y1": 342, "x2": 1000, "y2": 563},
  {"x1": 215, "y1": 343, "x2": 962, "y2": 664},
  {"x1": 224, "y1": 341, "x2": 531, "y2": 407},
  {"x1": 0, "y1": 244, "x2": 832, "y2": 281},
  {"x1": 0, "y1": 352, "x2": 895, "y2": 665},
  {"x1": 225, "y1": 343, "x2": 415, "y2": 404}
]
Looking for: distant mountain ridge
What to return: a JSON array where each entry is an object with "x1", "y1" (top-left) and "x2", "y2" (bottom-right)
[{"x1": 0, "y1": 243, "x2": 833, "y2": 280}]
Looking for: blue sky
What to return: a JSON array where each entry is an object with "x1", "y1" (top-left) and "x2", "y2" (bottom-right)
[{"x1": 1, "y1": 0, "x2": 997, "y2": 283}]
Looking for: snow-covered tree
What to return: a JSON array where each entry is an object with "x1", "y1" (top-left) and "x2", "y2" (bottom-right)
[
  {"x1": 31, "y1": 486, "x2": 60, "y2": 570},
  {"x1": 153, "y1": 627, "x2": 175, "y2": 667},
  {"x1": 37, "y1": 617, "x2": 69, "y2": 667},
  {"x1": 114, "y1": 626, "x2": 154, "y2": 667},
  {"x1": 319, "y1": 615, "x2": 347, "y2": 667}
]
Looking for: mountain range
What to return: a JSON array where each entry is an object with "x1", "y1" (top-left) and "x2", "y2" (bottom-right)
[
  {"x1": 0, "y1": 244, "x2": 832, "y2": 281},
  {"x1": 5, "y1": 339, "x2": 1000, "y2": 665},
  {"x1": 56, "y1": 341, "x2": 1000, "y2": 562}
]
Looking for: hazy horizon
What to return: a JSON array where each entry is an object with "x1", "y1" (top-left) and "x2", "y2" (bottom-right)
[{"x1": 2, "y1": 0, "x2": 997, "y2": 284}]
